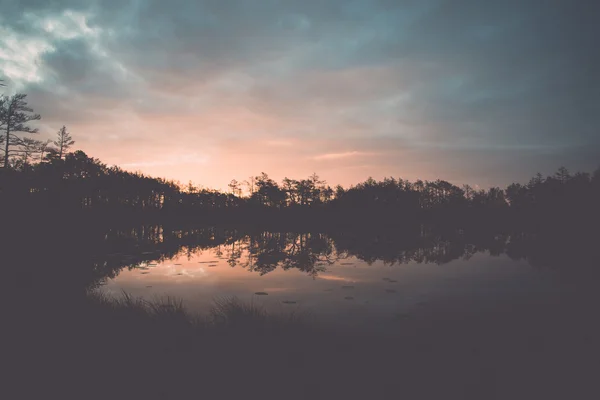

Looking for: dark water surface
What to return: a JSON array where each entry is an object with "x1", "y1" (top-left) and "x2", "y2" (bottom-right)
[
  {"x1": 99, "y1": 227, "x2": 582, "y2": 330},
  {"x1": 7, "y1": 223, "x2": 600, "y2": 399}
]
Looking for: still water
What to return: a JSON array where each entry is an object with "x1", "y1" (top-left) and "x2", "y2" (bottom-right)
[{"x1": 99, "y1": 228, "x2": 571, "y2": 326}]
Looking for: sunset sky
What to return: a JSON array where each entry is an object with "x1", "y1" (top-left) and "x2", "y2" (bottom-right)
[{"x1": 1, "y1": 0, "x2": 598, "y2": 190}]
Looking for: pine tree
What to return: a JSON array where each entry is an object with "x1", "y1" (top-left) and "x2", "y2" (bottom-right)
[
  {"x1": 53, "y1": 125, "x2": 75, "y2": 160},
  {"x1": 0, "y1": 93, "x2": 41, "y2": 168}
]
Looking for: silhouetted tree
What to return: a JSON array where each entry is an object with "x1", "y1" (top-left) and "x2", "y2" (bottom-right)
[
  {"x1": 228, "y1": 179, "x2": 241, "y2": 196},
  {"x1": 334, "y1": 184, "x2": 345, "y2": 198},
  {"x1": 18, "y1": 137, "x2": 44, "y2": 166},
  {"x1": 309, "y1": 173, "x2": 325, "y2": 205},
  {"x1": 186, "y1": 181, "x2": 198, "y2": 194},
  {"x1": 0, "y1": 93, "x2": 41, "y2": 169},
  {"x1": 253, "y1": 172, "x2": 286, "y2": 208},
  {"x1": 38, "y1": 139, "x2": 52, "y2": 161},
  {"x1": 294, "y1": 179, "x2": 314, "y2": 206},
  {"x1": 282, "y1": 177, "x2": 298, "y2": 205},
  {"x1": 243, "y1": 176, "x2": 256, "y2": 197},
  {"x1": 53, "y1": 126, "x2": 75, "y2": 160}
]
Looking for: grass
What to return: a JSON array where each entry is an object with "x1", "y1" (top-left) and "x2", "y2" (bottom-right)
[
  {"x1": 88, "y1": 291, "x2": 192, "y2": 321},
  {"x1": 86, "y1": 289, "x2": 312, "y2": 335},
  {"x1": 7, "y1": 288, "x2": 600, "y2": 400}
]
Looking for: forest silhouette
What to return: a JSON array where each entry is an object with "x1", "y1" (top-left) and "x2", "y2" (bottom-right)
[
  {"x1": 4, "y1": 91, "x2": 600, "y2": 400},
  {"x1": 3, "y1": 92, "x2": 599, "y2": 232}
]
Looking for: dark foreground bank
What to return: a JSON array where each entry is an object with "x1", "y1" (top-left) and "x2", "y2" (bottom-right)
[{"x1": 6, "y1": 286, "x2": 600, "y2": 400}]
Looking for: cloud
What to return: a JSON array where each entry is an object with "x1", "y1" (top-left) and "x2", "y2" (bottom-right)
[
  {"x1": 313, "y1": 151, "x2": 371, "y2": 161},
  {"x1": 121, "y1": 153, "x2": 211, "y2": 169},
  {"x1": 0, "y1": 0, "x2": 598, "y2": 189}
]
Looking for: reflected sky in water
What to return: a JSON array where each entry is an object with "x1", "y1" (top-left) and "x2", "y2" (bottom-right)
[{"x1": 101, "y1": 232, "x2": 565, "y2": 326}]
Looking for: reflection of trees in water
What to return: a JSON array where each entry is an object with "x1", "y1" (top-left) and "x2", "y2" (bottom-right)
[
  {"x1": 504, "y1": 231, "x2": 599, "y2": 274},
  {"x1": 90, "y1": 225, "x2": 246, "y2": 286},
  {"x1": 96, "y1": 227, "x2": 342, "y2": 278},
  {"x1": 95, "y1": 225, "x2": 598, "y2": 282},
  {"x1": 331, "y1": 230, "x2": 470, "y2": 266},
  {"x1": 12, "y1": 223, "x2": 594, "y2": 298},
  {"x1": 215, "y1": 232, "x2": 336, "y2": 277},
  {"x1": 8, "y1": 221, "x2": 595, "y2": 321},
  {"x1": 212, "y1": 228, "x2": 484, "y2": 274}
]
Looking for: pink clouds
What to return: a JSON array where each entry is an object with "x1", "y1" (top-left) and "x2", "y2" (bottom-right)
[
  {"x1": 1, "y1": 0, "x2": 597, "y2": 191},
  {"x1": 313, "y1": 151, "x2": 370, "y2": 160}
]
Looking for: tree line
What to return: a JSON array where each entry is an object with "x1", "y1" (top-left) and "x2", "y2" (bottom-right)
[{"x1": 1, "y1": 91, "x2": 599, "y2": 229}]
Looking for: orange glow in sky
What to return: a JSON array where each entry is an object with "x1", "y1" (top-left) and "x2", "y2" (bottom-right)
[{"x1": 2, "y1": 3, "x2": 597, "y2": 189}]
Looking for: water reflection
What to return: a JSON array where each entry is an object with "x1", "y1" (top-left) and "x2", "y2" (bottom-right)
[
  {"x1": 5, "y1": 221, "x2": 597, "y2": 336},
  {"x1": 9, "y1": 222, "x2": 595, "y2": 307},
  {"x1": 97, "y1": 225, "x2": 597, "y2": 282},
  {"x1": 74, "y1": 225, "x2": 590, "y2": 317}
]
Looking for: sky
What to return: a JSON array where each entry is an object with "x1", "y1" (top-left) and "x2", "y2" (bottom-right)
[{"x1": 1, "y1": 0, "x2": 599, "y2": 190}]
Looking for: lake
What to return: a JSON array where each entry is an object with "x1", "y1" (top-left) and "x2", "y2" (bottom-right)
[
  {"x1": 8, "y1": 223, "x2": 599, "y2": 399},
  {"x1": 98, "y1": 227, "x2": 579, "y2": 330}
]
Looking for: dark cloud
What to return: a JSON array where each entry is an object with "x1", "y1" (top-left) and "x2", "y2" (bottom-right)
[{"x1": 42, "y1": 38, "x2": 134, "y2": 99}]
